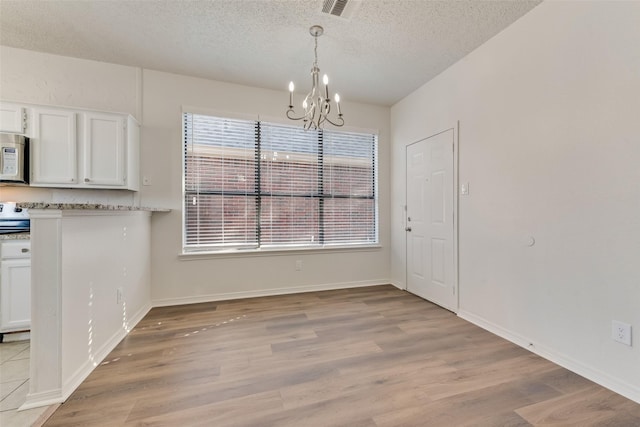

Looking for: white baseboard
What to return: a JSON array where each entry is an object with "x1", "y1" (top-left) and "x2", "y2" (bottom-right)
[
  {"x1": 20, "y1": 389, "x2": 63, "y2": 411},
  {"x1": 1, "y1": 331, "x2": 30, "y2": 342},
  {"x1": 152, "y1": 280, "x2": 391, "y2": 307},
  {"x1": 389, "y1": 281, "x2": 406, "y2": 291},
  {"x1": 458, "y1": 309, "x2": 640, "y2": 404},
  {"x1": 60, "y1": 302, "x2": 152, "y2": 402}
]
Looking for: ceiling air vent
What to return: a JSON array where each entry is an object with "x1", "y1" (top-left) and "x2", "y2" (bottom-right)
[{"x1": 321, "y1": 0, "x2": 362, "y2": 20}]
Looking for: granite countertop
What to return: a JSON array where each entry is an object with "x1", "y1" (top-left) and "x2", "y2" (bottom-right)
[
  {"x1": 0, "y1": 232, "x2": 30, "y2": 240},
  {"x1": 16, "y1": 203, "x2": 170, "y2": 212}
]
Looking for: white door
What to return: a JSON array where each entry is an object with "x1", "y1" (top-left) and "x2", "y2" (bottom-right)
[{"x1": 406, "y1": 129, "x2": 455, "y2": 311}]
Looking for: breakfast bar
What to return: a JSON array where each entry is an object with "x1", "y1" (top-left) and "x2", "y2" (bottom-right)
[{"x1": 18, "y1": 203, "x2": 167, "y2": 410}]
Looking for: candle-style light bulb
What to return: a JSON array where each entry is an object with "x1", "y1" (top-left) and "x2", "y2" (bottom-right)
[
  {"x1": 302, "y1": 99, "x2": 308, "y2": 110},
  {"x1": 323, "y1": 74, "x2": 329, "y2": 99},
  {"x1": 288, "y1": 82, "x2": 294, "y2": 107},
  {"x1": 335, "y1": 93, "x2": 342, "y2": 115}
]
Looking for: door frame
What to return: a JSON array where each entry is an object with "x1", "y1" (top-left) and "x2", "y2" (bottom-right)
[{"x1": 404, "y1": 123, "x2": 459, "y2": 313}]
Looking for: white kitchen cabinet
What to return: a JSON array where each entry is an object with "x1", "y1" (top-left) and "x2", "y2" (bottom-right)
[
  {"x1": 0, "y1": 102, "x2": 26, "y2": 134},
  {"x1": 79, "y1": 113, "x2": 139, "y2": 190},
  {"x1": 13, "y1": 102, "x2": 141, "y2": 191},
  {"x1": 0, "y1": 240, "x2": 31, "y2": 333},
  {"x1": 83, "y1": 112, "x2": 126, "y2": 186},
  {"x1": 30, "y1": 107, "x2": 78, "y2": 185}
]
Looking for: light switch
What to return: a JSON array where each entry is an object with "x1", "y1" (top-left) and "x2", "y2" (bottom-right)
[{"x1": 461, "y1": 182, "x2": 469, "y2": 195}]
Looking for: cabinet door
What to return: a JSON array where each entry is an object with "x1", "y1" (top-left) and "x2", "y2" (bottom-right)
[
  {"x1": 0, "y1": 103, "x2": 26, "y2": 134},
  {"x1": 31, "y1": 108, "x2": 77, "y2": 185},
  {"x1": 84, "y1": 112, "x2": 125, "y2": 186},
  {"x1": 0, "y1": 258, "x2": 31, "y2": 332}
]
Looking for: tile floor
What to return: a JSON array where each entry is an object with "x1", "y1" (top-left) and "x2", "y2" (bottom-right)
[{"x1": 0, "y1": 340, "x2": 50, "y2": 427}]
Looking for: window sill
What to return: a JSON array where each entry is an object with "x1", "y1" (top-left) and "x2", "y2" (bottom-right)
[{"x1": 178, "y1": 244, "x2": 382, "y2": 260}]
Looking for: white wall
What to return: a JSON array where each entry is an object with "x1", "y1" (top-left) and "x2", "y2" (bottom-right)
[
  {"x1": 60, "y1": 211, "x2": 151, "y2": 397},
  {"x1": 391, "y1": 1, "x2": 640, "y2": 402},
  {"x1": 0, "y1": 45, "x2": 391, "y2": 306},
  {"x1": 0, "y1": 46, "x2": 140, "y2": 113},
  {"x1": 141, "y1": 69, "x2": 391, "y2": 304}
]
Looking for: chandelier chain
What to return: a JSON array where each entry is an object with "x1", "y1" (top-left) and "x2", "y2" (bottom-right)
[{"x1": 314, "y1": 35, "x2": 319, "y2": 68}]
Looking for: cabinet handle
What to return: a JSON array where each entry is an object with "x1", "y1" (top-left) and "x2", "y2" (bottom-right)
[
  {"x1": 84, "y1": 178, "x2": 90, "y2": 182},
  {"x1": 21, "y1": 248, "x2": 29, "y2": 253}
]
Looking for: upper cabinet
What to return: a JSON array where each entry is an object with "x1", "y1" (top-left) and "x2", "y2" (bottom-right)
[
  {"x1": 0, "y1": 103, "x2": 27, "y2": 134},
  {"x1": 0, "y1": 101, "x2": 140, "y2": 191},
  {"x1": 83, "y1": 112, "x2": 126, "y2": 187},
  {"x1": 31, "y1": 107, "x2": 78, "y2": 185}
]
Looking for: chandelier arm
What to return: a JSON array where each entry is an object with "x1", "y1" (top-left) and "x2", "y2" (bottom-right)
[
  {"x1": 322, "y1": 100, "x2": 331, "y2": 115},
  {"x1": 304, "y1": 119, "x2": 314, "y2": 131},
  {"x1": 324, "y1": 115, "x2": 345, "y2": 127},
  {"x1": 286, "y1": 109, "x2": 308, "y2": 121}
]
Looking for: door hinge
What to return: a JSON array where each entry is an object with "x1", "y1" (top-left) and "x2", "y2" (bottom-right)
[{"x1": 22, "y1": 112, "x2": 28, "y2": 132}]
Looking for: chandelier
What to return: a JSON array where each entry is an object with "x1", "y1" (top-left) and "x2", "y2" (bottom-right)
[{"x1": 287, "y1": 25, "x2": 344, "y2": 130}]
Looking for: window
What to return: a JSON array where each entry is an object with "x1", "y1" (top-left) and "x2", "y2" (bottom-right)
[{"x1": 183, "y1": 112, "x2": 377, "y2": 252}]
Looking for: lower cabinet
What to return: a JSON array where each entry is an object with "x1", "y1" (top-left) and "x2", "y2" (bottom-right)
[{"x1": 0, "y1": 240, "x2": 31, "y2": 334}]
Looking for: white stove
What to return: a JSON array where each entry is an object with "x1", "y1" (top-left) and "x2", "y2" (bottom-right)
[{"x1": 0, "y1": 202, "x2": 29, "y2": 234}]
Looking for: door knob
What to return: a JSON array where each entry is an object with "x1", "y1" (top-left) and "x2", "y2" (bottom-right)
[{"x1": 405, "y1": 227, "x2": 412, "y2": 232}]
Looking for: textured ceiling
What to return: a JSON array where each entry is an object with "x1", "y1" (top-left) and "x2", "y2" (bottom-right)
[{"x1": 0, "y1": 0, "x2": 541, "y2": 106}]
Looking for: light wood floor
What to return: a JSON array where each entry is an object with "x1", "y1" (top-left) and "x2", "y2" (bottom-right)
[{"x1": 45, "y1": 285, "x2": 639, "y2": 426}]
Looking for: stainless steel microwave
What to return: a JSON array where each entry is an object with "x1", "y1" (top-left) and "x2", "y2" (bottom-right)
[{"x1": 0, "y1": 133, "x2": 29, "y2": 184}]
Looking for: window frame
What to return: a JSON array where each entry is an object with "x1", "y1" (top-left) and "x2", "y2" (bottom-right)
[{"x1": 182, "y1": 111, "x2": 379, "y2": 255}]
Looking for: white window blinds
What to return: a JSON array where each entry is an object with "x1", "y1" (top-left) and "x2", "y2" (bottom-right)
[
  {"x1": 183, "y1": 112, "x2": 377, "y2": 251},
  {"x1": 184, "y1": 115, "x2": 258, "y2": 249},
  {"x1": 323, "y1": 129, "x2": 377, "y2": 244}
]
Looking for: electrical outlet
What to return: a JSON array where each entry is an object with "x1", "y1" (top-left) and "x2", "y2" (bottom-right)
[
  {"x1": 295, "y1": 260, "x2": 303, "y2": 271},
  {"x1": 612, "y1": 320, "x2": 632, "y2": 346},
  {"x1": 116, "y1": 287, "x2": 124, "y2": 305}
]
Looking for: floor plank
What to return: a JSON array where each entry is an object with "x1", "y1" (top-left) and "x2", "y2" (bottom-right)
[{"x1": 44, "y1": 285, "x2": 639, "y2": 426}]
